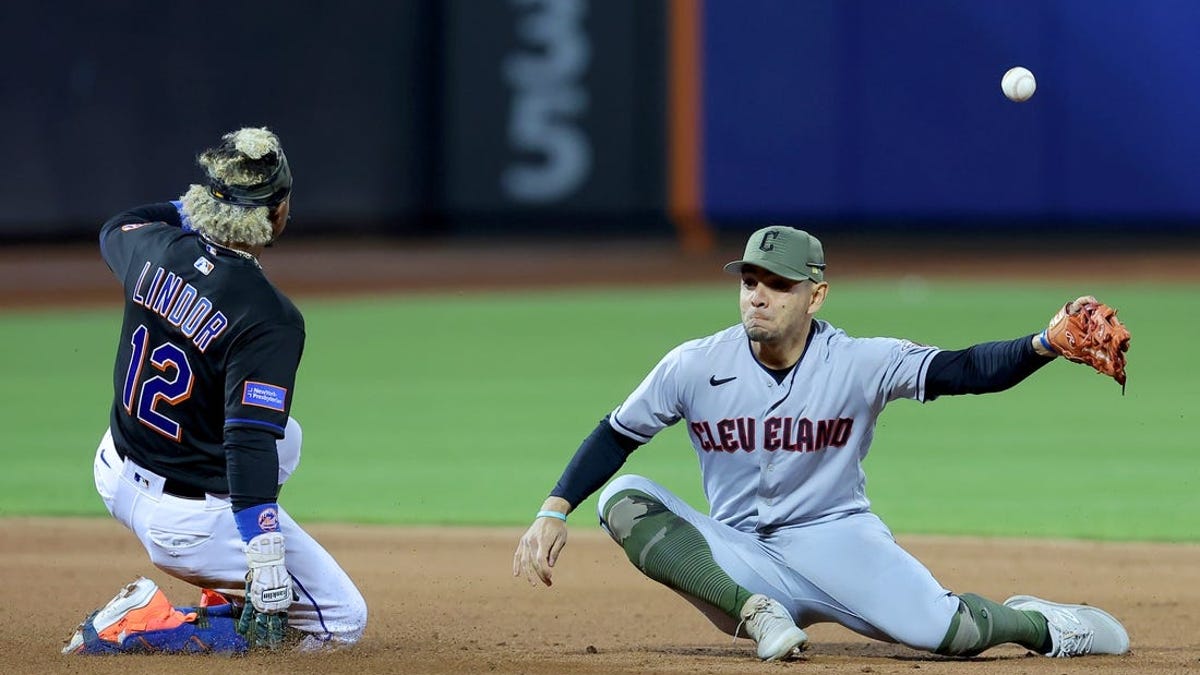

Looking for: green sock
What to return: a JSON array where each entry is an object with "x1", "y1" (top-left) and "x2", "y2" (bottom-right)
[
  {"x1": 602, "y1": 489, "x2": 752, "y2": 619},
  {"x1": 936, "y1": 593, "x2": 1050, "y2": 656}
]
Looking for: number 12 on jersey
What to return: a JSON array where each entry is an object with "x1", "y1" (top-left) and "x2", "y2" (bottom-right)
[{"x1": 122, "y1": 324, "x2": 195, "y2": 441}]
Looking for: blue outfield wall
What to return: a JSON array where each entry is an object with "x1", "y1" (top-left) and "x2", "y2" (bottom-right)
[
  {"x1": 1, "y1": 1, "x2": 1197, "y2": 241},
  {"x1": 702, "y1": 0, "x2": 1200, "y2": 229}
]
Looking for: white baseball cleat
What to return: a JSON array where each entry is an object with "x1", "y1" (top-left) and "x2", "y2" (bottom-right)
[
  {"x1": 738, "y1": 594, "x2": 808, "y2": 661},
  {"x1": 1003, "y1": 594, "x2": 1130, "y2": 657},
  {"x1": 62, "y1": 577, "x2": 162, "y2": 654}
]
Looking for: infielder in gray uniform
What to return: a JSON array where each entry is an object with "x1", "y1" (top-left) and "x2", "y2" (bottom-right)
[{"x1": 513, "y1": 226, "x2": 1130, "y2": 661}]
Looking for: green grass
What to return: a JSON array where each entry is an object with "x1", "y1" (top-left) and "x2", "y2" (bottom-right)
[{"x1": 1, "y1": 281, "x2": 1195, "y2": 541}]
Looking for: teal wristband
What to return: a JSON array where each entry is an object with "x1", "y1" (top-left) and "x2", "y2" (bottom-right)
[{"x1": 536, "y1": 510, "x2": 568, "y2": 521}]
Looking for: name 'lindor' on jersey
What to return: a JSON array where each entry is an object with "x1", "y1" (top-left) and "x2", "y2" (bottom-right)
[
  {"x1": 130, "y1": 260, "x2": 229, "y2": 353},
  {"x1": 689, "y1": 416, "x2": 855, "y2": 453}
]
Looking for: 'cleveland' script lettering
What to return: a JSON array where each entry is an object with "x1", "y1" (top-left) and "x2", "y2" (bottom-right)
[{"x1": 689, "y1": 416, "x2": 854, "y2": 454}]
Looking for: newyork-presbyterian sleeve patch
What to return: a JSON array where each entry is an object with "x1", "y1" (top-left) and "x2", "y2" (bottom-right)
[{"x1": 242, "y1": 381, "x2": 288, "y2": 411}]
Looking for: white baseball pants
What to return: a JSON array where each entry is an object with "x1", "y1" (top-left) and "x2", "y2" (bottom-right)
[
  {"x1": 598, "y1": 474, "x2": 959, "y2": 651},
  {"x1": 92, "y1": 420, "x2": 367, "y2": 646}
]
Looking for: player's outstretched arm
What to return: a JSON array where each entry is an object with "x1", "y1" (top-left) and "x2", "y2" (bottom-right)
[
  {"x1": 923, "y1": 295, "x2": 1131, "y2": 399},
  {"x1": 513, "y1": 497, "x2": 572, "y2": 587}
]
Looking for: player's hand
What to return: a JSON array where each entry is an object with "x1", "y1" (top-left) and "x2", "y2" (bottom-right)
[
  {"x1": 1033, "y1": 295, "x2": 1098, "y2": 357},
  {"x1": 513, "y1": 513, "x2": 569, "y2": 588},
  {"x1": 236, "y1": 603, "x2": 289, "y2": 650},
  {"x1": 238, "y1": 531, "x2": 293, "y2": 649},
  {"x1": 1037, "y1": 294, "x2": 1130, "y2": 389},
  {"x1": 245, "y1": 532, "x2": 293, "y2": 613},
  {"x1": 1062, "y1": 295, "x2": 1099, "y2": 318}
]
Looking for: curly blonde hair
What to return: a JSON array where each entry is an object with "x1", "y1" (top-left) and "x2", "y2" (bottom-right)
[{"x1": 179, "y1": 127, "x2": 287, "y2": 246}]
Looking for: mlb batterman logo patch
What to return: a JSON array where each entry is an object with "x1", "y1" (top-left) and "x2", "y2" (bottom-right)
[{"x1": 194, "y1": 256, "x2": 214, "y2": 275}]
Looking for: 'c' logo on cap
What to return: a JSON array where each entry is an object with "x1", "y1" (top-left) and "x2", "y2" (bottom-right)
[{"x1": 758, "y1": 230, "x2": 780, "y2": 252}]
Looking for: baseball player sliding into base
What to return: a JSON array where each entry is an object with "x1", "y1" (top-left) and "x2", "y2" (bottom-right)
[
  {"x1": 63, "y1": 127, "x2": 366, "y2": 654},
  {"x1": 514, "y1": 226, "x2": 1131, "y2": 661}
]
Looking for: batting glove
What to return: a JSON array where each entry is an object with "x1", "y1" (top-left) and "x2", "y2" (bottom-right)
[{"x1": 245, "y1": 531, "x2": 293, "y2": 613}]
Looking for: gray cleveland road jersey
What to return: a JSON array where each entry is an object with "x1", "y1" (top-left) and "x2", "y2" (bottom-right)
[{"x1": 609, "y1": 320, "x2": 940, "y2": 531}]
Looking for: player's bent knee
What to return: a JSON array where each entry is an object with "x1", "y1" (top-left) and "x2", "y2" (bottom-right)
[
  {"x1": 345, "y1": 591, "x2": 369, "y2": 638},
  {"x1": 281, "y1": 602, "x2": 367, "y2": 650},
  {"x1": 600, "y1": 491, "x2": 655, "y2": 543},
  {"x1": 292, "y1": 590, "x2": 367, "y2": 648},
  {"x1": 598, "y1": 473, "x2": 651, "y2": 499},
  {"x1": 326, "y1": 585, "x2": 368, "y2": 645},
  {"x1": 598, "y1": 486, "x2": 671, "y2": 546},
  {"x1": 597, "y1": 474, "x2": 654, "y2": 517}
]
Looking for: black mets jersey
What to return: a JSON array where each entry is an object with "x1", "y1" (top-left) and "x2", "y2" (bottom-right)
[{"x1": 100, "y1": 203, "x2": 305, "y2": 495}]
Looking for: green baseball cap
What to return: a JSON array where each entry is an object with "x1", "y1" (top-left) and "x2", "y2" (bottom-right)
[{"x1": 723, "y1": 226, "x2": 826, "y2": 282}]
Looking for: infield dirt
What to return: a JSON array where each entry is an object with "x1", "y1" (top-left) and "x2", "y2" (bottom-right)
[{"x1": 3, "y1": 520, "x2": 1197, "y2": 674}]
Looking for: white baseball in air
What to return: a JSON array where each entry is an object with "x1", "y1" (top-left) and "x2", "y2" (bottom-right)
[{"x1": 1001, "y1": 66, "x2": 1037, "y2": 102}]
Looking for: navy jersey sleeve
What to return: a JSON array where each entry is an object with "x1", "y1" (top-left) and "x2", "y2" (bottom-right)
[
  {"x1": 99, "y1": 203, "x2": 182, "y2": 278},
  {"x1": 226, "y1": 427, "x2": 283, "y2": 510},
  {"x1": 924, "y1": 335, "x2": 1054, "y2": 400},
  {"x1": 550, "y1": 416, "x2": 641, "y2": 508},
  {"x1": 224, "y1": 319, "x2": 305, "y2": 438}
]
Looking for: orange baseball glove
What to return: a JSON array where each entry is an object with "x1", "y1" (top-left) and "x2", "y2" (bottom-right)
[{"x1": 1040, "y1": 296, "x2": 1131, "y2": 391}]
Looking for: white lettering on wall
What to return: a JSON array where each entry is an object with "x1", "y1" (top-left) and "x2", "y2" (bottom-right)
[{"x1": 502, "y1": 0, "x2": 592, "y2": 204}]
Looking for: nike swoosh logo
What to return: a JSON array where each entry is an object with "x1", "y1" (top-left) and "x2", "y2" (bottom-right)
[{"x1": 709, "y1": 375, "x2": 737, "y2": 386}]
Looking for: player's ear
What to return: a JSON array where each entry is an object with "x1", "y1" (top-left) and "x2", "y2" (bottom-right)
[
  {"x1": 269, "y1": 198, "x2": 291, "y2": 239},
  {"x1": 808, "y1": 281, "x2": 828, "y2": 314}
]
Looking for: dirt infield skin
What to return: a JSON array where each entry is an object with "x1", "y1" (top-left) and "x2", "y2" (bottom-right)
[
  {"x1": 2, "y1": 238, "x2": 1198, "y2": 674},
  {"x1": 5, "y1": 521, "x2": 1199, "y2": 675}
]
